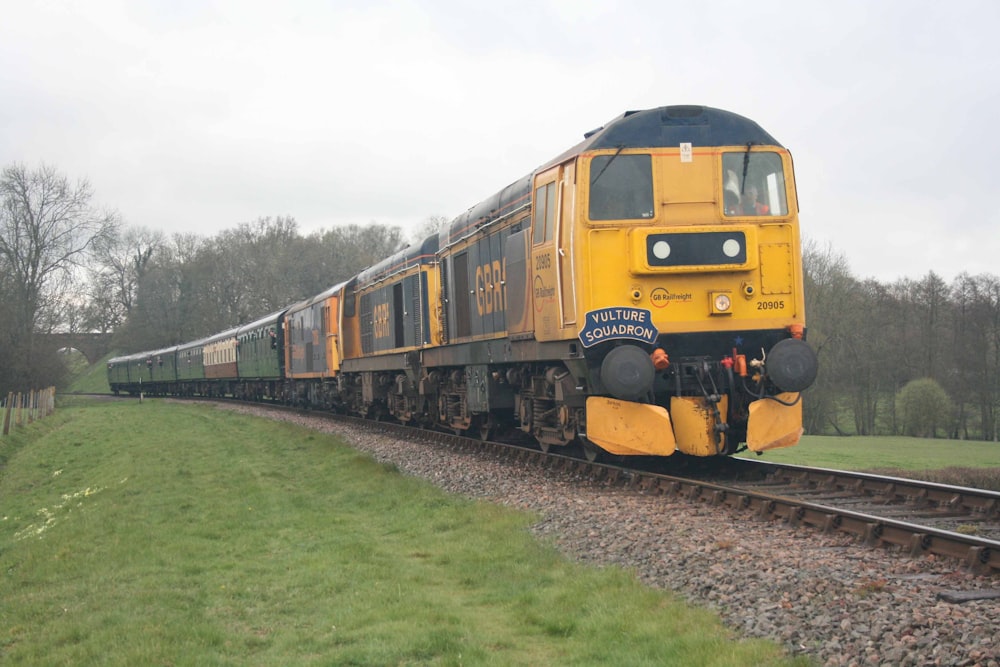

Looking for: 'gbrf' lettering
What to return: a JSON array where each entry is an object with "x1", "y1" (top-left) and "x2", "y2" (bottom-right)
[
  {"x1": 373, "y1": 302, "x2": 390, "y2": 339},
  {"x1": 475, "y1": 260, "x2": 505, "y2": 316}
]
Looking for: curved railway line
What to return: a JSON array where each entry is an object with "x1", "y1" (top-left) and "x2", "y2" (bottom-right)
[{"x1": 310, "y1": 408, "x2": 1000, "y2": 575}]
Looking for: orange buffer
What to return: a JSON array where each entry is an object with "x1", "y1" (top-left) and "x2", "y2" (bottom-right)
[
  {"x1": 586, "y1": 397, "x2": 676, "y2": 456},
  {"x1": 747, "y1": 393, "x2": 803, "y2": 451}
]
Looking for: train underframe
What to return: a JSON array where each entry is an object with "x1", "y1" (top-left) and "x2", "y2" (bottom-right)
[
  {"x1": 112, "y1": 330, "x2": 812, "y2": 459},
  {"x1": 327, "y1": 328, "x2": 813, "y2": 458}
]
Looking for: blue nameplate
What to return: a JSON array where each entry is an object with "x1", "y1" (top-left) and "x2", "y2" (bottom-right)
[{"x1": 578, "y1": 307, "x2": 659, "y2": 348}]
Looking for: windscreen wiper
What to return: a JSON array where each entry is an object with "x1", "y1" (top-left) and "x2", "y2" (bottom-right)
[
  {"x1": 591, "y1": 145, "x2": 626, "y2": 186},
  {"x1": 740, "y1": 141, "x2": 754, "y2": 193}
]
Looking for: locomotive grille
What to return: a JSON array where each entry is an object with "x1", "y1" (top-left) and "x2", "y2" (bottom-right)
[{"x1": 411, "y1": 274, "x2": 423, "y2": 344}]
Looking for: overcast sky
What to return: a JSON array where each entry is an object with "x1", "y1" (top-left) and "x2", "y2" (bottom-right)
[{"x1": 2, "y1": 0, "x2": 997, "y2": 282}]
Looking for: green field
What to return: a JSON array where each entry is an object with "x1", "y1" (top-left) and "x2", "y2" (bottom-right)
[
  {"x1": 745, "y1": 434, "x2": 1000, "y2": 489},
  {"x1": 756, "y1": 434, "x2": 999, "y2": 469},
  {"x1": 1, "y1": 399, "x2": 802, "y2": 666}
]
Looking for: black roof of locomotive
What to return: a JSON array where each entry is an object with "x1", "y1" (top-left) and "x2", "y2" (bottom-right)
[
  {"x1": 444, "y1": 105, "x2": 781, "y2": 245},
  {"x1": 579, "y1": 105, "x2": 779, "y2": 152},
  {"x1": 354, "y1": 232, "x2": 440, "y2": 286}
]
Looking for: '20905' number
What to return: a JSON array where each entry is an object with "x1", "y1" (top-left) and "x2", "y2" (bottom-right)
[{"x1": 756, "y1": 300, "x2": 785, "y2": 311}]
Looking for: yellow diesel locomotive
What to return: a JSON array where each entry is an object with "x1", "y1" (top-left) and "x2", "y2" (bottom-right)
[{"x1": 333, "y1": 105, "x2": 816, "y2": 458}]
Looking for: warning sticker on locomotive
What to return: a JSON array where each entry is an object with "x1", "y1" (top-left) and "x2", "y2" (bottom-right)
[{"x1": 578, "y1": 307, "x2": 659, "y2": 348}]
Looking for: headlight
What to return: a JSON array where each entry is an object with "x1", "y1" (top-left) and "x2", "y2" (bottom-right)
[{"x1": 722, "y1": 238, "x2": 741, "y2": 258}]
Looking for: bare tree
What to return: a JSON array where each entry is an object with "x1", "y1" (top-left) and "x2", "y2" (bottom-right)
[
  {"x1": 801, "y1": 241, "x2": 859, "y2": 434},
  {"x1": 410, "y1": 214, "x2": 450, "y2": 244},
  {"x1": 89, "y1": 225, "x2": 165, "y2": 328},
  {"x1": 0, "y1": 163, "x2": 119, "y2": 388}
]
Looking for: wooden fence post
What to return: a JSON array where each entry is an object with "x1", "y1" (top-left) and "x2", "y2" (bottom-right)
[
  {"x1": 1, "y1": 387, "x2": 57, "y2": 437},
  {"x1": 2, "y1": 392, "x2": 12, "y2": 436}
]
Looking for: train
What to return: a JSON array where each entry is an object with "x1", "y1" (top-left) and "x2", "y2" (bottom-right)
[{"x1": 108, "y1": 104, "x2": 817, "y2": 459}]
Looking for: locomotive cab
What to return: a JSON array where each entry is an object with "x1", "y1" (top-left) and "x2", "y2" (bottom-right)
[{"x1": 524, "y1": 106, "x2": 817, "y2": 457}]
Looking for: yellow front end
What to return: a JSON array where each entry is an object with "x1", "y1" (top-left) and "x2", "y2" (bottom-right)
[{"x1": 546, "y1": 145, "x2": 811, "y2": 457}]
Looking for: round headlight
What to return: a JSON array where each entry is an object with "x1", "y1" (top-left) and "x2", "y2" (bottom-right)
[
  {"x1": 714, "y1": 294, "x2": 732, "y2": 311},
  {"x1": 652, "y1": 240, "x2": 671, "y2": 259}
]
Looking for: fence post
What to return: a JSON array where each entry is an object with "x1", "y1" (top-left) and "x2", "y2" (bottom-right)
[
  {"x1": 1, "y1": 387, "x2": 57, "y2": 437},
  {"x1": 2, "y1": 392, "x2": 12, "y2": 436}
]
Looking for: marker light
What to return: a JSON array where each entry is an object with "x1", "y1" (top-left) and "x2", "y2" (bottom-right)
[{"x1": 711, "y1": 292, "x2": 732, "y2": 315}]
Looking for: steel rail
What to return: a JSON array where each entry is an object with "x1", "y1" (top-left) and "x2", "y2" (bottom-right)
[
  {"x1": 325, "y1": 414, "x2": 1000, "y2": 573},
  {"x1": 732, "y1": 459, "x2": 1000, "y2": 519}
]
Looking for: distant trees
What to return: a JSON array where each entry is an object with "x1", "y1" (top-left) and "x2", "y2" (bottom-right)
[
  {"x1": 410, "y1": 215, "x2": 450, "y2": 244},
  {"x1": 0, "y1": 161, "x2": 413, "y2": 390},
  {"x1": 86, "y1": 225, "x2": 165, "y2": 334},
  {"x1": 802, "y1": 241, "x2": 1000, "y2": 441},
  {"x1": 114, "y1": 217, "x2": 406, "y2": 352},
  {"x1": 0, "y1": 163, "x2": 118, "y2": 390},
  {"x1": 896, "y1": 378, "x2": 953, "y2": 438}
]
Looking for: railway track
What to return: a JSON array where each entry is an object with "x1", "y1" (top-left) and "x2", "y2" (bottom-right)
[
  {"x1": 324, "y1": 412, "x2": 1000, "y2": 574},
  {"x1": 726, "y1": 459, "x2": 1000, "y2": 539}
]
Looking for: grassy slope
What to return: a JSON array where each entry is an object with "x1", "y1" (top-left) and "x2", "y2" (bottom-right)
[
  {"x1": 1, "y1": 400, "x2": 800, "y2": 666},
  {"x1": 65, "y1": 353, "x2": 114, "y2": 394}
]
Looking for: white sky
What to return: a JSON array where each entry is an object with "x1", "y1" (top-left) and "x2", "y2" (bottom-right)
[{"x1": 2, "y1": 0, "x2": 997, "y2": 282}]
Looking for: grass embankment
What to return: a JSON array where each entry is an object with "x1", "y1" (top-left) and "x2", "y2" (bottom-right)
[
  {"x1": 1, "y1": 400, "x2": 801, "y2": 666},
  {"x1": 65, "y1": 352, "x2": 113, "y2": 394}
]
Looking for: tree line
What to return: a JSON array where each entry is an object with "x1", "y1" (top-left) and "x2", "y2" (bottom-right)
[
  {"x1": 2, "y1": 163, "x2": 998, "y2": 441},
  {"x1": 0, "y1": 163, "x2": 415, "y2": 391},
  {"x1": 804, "y1": 242, "x2": 1000, "y2": 441}
]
